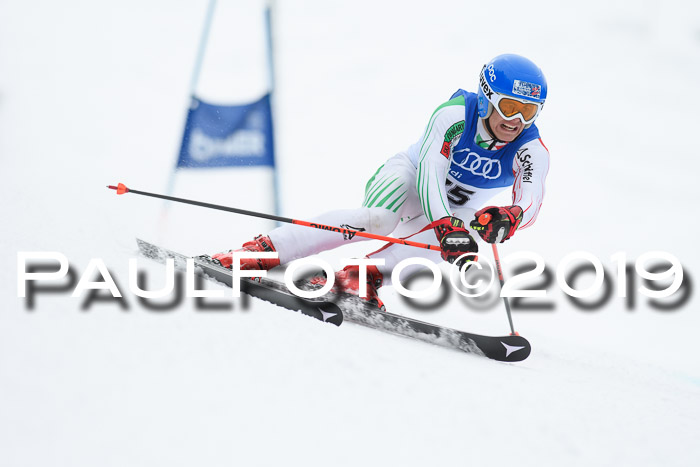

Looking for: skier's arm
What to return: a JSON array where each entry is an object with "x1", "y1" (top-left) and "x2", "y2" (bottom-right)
[
  {"x1": 416, "y1": 98, "x2": 466, "y2": 223},
  {"x1": 511, "y1": 138, "x2": 550, "y2": 229}
]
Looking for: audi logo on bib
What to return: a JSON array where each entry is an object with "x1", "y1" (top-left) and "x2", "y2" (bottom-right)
[{"x1": 451, "y1": 150, "x2": 502, "y2": 180}]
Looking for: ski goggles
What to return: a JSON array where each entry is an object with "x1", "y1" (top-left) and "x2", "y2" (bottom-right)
[{"x1": 491, "y1": 92, "x2": 542, "y2": 124}]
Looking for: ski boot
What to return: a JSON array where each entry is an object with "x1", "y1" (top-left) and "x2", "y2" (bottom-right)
[
  {"x1": 211, "y1": 235, "x2": 281, "y2": 271},
  {"x1": 309, "y1": 263, "x2": 385, "y2": 311}
]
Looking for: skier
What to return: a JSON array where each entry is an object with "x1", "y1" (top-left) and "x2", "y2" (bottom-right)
[{"x1": 212, "y1": 53, "x2": 550, "y2": 309}]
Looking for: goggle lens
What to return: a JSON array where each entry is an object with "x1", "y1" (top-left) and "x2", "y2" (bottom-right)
[{"x1": 497, "y1": 98, "x2": 540, "y2": 122}]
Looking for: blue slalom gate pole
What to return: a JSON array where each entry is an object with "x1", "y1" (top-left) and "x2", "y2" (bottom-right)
[{"x1": 165, "y1": 0, "x2": 218, "y2": 198}]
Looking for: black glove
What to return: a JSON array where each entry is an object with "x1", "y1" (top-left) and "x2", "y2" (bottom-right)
[
  {"x1": 432, "y1": 216, "x2": 478, "y2": 267},
  {"x1": 470, "y1": 205, "x2": 523, "y2": 243}
]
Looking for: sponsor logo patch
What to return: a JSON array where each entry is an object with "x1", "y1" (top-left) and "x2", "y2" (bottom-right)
[
  {"x1": 512, "y1": 79, "x2": 541, "y2": 99},
  {"x1": 444, "y1": 120, "x2": 465, "y2": 143},
  {"x1": 440, "y1": 141, "x2": 451, "y2": 158},
  {"x1": 440, "y1": 120, "x2": 465, "y2": 158}
]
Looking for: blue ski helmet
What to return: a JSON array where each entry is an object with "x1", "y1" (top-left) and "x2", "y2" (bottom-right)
[{"x1": 477, "y1": 54, "x2": 547, "y2": 126}]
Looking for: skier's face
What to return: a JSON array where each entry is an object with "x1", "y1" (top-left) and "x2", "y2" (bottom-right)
[{"x1": 488, "y1": 111, "x2": 524, "y2": 142}]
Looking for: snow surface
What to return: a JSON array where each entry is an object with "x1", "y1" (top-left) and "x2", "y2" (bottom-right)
[{"x1": 1, "y1": 0, "x2": 699, "y2": 466}]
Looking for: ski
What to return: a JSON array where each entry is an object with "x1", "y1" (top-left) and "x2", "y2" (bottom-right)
[
  {"x1": 136, "y1": 239, "x2": 531, "y2": 362},
  {"x1": 325, "y1": 293, "x2": 531, "y2": 362},
  {"x1": 136, "y1": 238, "x2": 343, "y2": 326}
]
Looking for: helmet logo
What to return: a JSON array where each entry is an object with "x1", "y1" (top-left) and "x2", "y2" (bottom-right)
[
  {"x1": 479, "y1": 73, "x2": 494, "y2": 99},
  {"x1": 487, "y1": 64, "x2": 497, "y2": 82},
  {"x1": 512, "y1": 79, "x2": 541, "y2": 99}
]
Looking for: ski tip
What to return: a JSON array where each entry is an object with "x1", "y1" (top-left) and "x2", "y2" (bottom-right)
[{"x1": 107, "y1": 183, "x2": 129, "y2": 195}]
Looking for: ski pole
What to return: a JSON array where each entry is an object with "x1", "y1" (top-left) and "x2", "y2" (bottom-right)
[
  {"x1": 107, "y1": 183, "x2": 441, "y2": 252},
  {"x1": 476, "y1": 212, "x2": 517, "y2": 336},
  {"x1": 491, "y1": 243, "x2": 517, "y2": 336}
]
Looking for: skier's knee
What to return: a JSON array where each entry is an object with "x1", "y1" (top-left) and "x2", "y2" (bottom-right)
[{"x1": 366, "y1": 208, "x2": 400, "y2": 235}]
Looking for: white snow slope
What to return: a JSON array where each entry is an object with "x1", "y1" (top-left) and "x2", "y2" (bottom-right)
[{"x1": 1, "y1": 1, "x2": 699, "y2": 466}]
